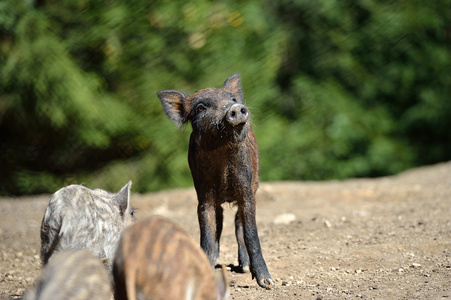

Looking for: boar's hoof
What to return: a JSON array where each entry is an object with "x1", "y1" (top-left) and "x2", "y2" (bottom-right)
[
  {"x1": 257, "y1": 277, "x2": 275, "y2": 290},
  {"x1": 241, "y1": 265, "x2": 250, "y2": 273},
  {"x1": 226, "y1": 104, "x2": 249, "y2": 126}
]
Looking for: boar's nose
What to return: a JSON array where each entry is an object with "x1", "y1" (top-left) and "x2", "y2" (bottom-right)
[{"x1": 226, "y1": 103, "x2": 249, "y2": 126}]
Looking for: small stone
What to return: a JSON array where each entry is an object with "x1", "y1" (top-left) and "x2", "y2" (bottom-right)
[
  {"x1": 273, "y1": 213, "x2": 296, "y2": 225},
  {"x1": 324, "y1": 220, "x2": 332, "y2": 228},
  {"x1": 411, "y1": 263, "x2": 422, "y2": 268}
]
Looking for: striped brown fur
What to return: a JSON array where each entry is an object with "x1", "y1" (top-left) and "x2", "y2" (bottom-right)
[
  {"x1": 113, "y1": 216, "x2": 228, "y2": 300},
  {"x1": 22, "y1": 250, "x2": 111, "y2": 300},
  {"x1": 40, "y1": 181, "x2": 134, "y2": 271}
]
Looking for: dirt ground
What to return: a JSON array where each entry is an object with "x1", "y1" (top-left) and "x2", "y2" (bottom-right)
[{"x1": 0, "y1": 162, "x2": 450, "y2": 299}]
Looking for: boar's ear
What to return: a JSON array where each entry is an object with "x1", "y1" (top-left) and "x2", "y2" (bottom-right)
[
  {"x1": 222, "y1": 73, "x2": 244, "y2": 103},
  {"x1": 215, "y1": 265, "x2": 230, "y2": 300},
  {"x1": 157, "y1": 90, "x2": 188, "y2": 126},
  {"x1": 115, "y1": 181, "x2": 131, "y2": 216}
]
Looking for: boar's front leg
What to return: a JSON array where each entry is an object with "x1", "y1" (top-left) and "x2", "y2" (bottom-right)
[
  {"x1": 238, "y1": 194, "x2": 274, "y2": 289},
  {"x1": 197, "y1": 197, "x2": 223, "y2": 267},
  {"x1": 235, "y1": 212, "x2": 250, "y2": 273}
]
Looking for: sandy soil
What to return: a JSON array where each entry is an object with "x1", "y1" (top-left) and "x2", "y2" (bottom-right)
[{"x1": 0, "y1": 162, "x2": 450, "y2": 299}]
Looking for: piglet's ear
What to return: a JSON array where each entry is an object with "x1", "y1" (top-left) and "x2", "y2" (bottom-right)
[
  {"x1": 115, "y1": 180, "x2": 131, "y2": 217},
  {"x1": 157, "y1": 90, "x2": 188, "y2": 126},
  {"x1": 222, "y1": 73, "x2": 244, "y2": 103}
]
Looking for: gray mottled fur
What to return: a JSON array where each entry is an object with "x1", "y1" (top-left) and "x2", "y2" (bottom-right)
[
  {"x1": 40, "y1": 181, "x2": 134, "y2": 271},
  {"x1": 22, "y1": 250, "x2": 112, "y2": 300}
]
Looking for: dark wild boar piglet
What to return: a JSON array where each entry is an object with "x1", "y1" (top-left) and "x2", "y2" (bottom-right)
[{"x1": 157, "y1": 74, "x2": 273, "y2": 289}]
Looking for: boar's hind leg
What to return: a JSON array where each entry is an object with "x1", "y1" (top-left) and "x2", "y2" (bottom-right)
[
  {"x1": 240, "y1": 198, "x2": 274, "y2": 289},
  {"x1": 197, "y1": 202, "x2": 223, "y2": 267},
  {"x1": 215, "y1": 204, "x2": 224, "y2": 259},
  {"x1": 235, "y1": 212, "x2": 250, "y2": 273}
]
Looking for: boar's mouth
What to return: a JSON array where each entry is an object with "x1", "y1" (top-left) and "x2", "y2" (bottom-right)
[
  {"x1": 221, "y1": 118, "x2": 249, "y2": 144},
  {"x1": 222, "y1": 103, "x2": 250, "y2": 140}
]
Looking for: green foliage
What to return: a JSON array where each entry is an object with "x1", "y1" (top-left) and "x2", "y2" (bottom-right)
[
  {"x1": 0, "y1": 0, "x2": 449, "y2": 195},
  {"x1": 260, "y1": 0, "x2": 451, "y2": 180}
]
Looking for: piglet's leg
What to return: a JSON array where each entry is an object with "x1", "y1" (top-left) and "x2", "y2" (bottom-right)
[
  {"x1": 240, "y1": 196, "x2": 274, "y2": 289},
  {"x1": 235, "y1": 212, "x2": 250, "y2": 272},
  {"x1": 215, "y1": 204, "x2": 224, "y2": 260},
  {"x1": 198, "y1": 201, "x2": 221, "y2": 266}
]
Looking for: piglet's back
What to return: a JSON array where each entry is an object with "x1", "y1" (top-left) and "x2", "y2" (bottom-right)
[
  {"x1": 40, "y1": 182, "x2": 134, "y2": 269},
  {"x1": 113, "y1": 216, "x2": 228, "y2": 300},
  {"x1": 22, "y1": 250, "x2": 112, "y2": 300}
]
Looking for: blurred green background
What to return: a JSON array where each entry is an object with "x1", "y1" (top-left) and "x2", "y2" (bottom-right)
[{"x1": 1, "y1": 0, "x2": 450, "y2": 196}]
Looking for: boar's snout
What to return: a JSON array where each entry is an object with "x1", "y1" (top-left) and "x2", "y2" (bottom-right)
[{"x1": 226, "y1": 103, "x2": 249, "y2": 126}]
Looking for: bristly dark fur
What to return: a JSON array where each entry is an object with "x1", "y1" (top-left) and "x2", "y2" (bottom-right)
[{"x1": 157, "y1": 74, "x2": 273, "y2": 289}]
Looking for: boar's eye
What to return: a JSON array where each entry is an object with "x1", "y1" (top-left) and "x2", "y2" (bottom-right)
[
  {"x1": 232, "y1": 97, "x2": 237, "y2": 102},
  {"x1": 197, "y1": 104, "x2": 206, "y2": 113}
]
